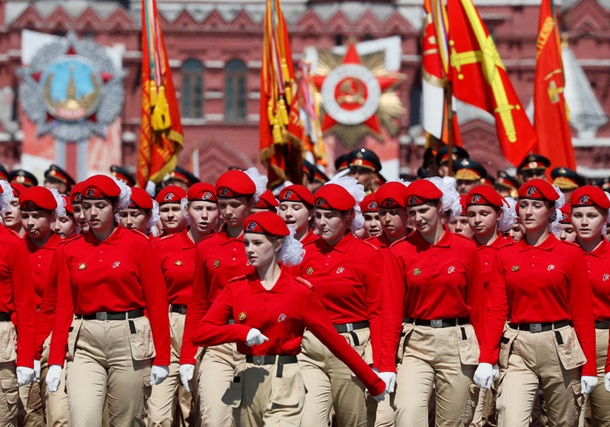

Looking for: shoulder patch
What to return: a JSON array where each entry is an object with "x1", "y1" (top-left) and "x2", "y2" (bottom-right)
[{"x1": 295, "y1": 276, "x2": 314, "y2": 289}]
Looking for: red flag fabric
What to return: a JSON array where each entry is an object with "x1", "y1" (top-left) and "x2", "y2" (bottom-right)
[
  {"x1": 533, "y1": 0, "x2": 575, "y2": 169},
  {"x1": 447, "y1": 0, "x2": 537, "y2": 166},
  {"x1": 137, "y1": 0, "x2": 184, "y2": 188}
]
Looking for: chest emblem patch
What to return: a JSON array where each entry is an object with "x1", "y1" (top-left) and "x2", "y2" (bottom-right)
[
  {"x1": 78, "y1": 263, "x2": 86, "y2": 270},
  {"x1": 336, "y1": 267, "x2": 344, "y2": 274},
  {"x1": 306, "y1": 267, "x2": 314, "y2": 275},
  {"x1": 511, "y1": 266, "x2": 519, "y2": 272},
  {"x1": 238, "y1": 312, "x2": 247, "y2": 322},
  {"x1": 603, "y1": 274, "x2": 609, "y2": 282},
  {"x1": 447, "y1": 266, "x2": 455, "y2": 274},
  {"x1": 112, "y1": 261, "x2": 120, "y2": 269},
  {"x1": 174, "y1": 260, "x2": 182, "y2": 266},
  {"x1": 413, "y1": 268, "x2": 422, "y2": 276},
  {"x1": 213, "y1": 260, "x2": 220, "y2": 268},
  {"x1": 547, "y1": 264, "x2": 555, "y2": 271},
  {"x1": 278, "y1": 314, "x2": 286, "y2": 322}
]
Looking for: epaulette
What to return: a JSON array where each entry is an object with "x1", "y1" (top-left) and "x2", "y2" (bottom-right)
[{"x1": 295, "y1": 276, "x2": 314, "y2": 289}]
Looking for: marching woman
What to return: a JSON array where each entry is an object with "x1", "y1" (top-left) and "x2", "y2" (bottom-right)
[
  {"x1": 71, "y1": 182, "x2": 90, "y2": 234},
  {"x1": 156, "y1": 186, "x2": 188, "y2": 236},
  {"x1": 291, "y1": 176, "x2": 385, "y2": 427},
  {"x1": 0, "y1": 181, "x2": 36, "y2": 425},
  {"x1": 379, "y1": 178, "x2": 489, "y2": 426},
  {"x1": 147, "y1": 182, "x2": 219, "y2": 426},
  {"x1": 371, "y1": 181, "x2": 411, "y2": 249},
  {"x1": 485, "y1": 179, "x2": 597, "y2": 426},
  {"x1": 570, "y1": 185, "x2": 610, "y2": 425},
  {"x1": 46, "y1": 175, "x2": 171, "y2": 426},
  {"x1": 118, "y1": 187, "x2": 157, "y2": 236},
  {"x1": 1, "y1": 183, "x2": 25, "y2": 235},
  {"x1": 192, "y1": 211, "x2": 386, "y2": 426},
  {"x1": 277, "y1": 184, "x2": 316, "y2": 244},
  {"x1": 180, "y1": 168, "x2": 266, "y2": 427},
  {"x1": 53, "y1": 195, "x2": 79, "y2": 239}
]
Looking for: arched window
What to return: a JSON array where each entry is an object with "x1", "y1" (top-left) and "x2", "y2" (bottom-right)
[
  {"x1": 181, "y1": 59, "x2": 204, "y2": 119},
  {"x1": 225, "y1": 59, "x2": 247, "y2": 122}
]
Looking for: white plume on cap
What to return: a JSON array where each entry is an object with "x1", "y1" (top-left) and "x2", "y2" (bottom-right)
[
  {"x1": 0, "y1": 180, "x2": 14, "y2": 215},
  {"x1": 109, "y1": 174, "x2": 132, "y2": 210},
  {"x1": 148, "y1": 199, "x2": 160, "y2": 230},
  {"x1": 279, "y1": 227, "x2": 305, "y2": 267},
  {"x1": 327, "y1": 174, "x2": 366, "y2": 233},
  {"x1": 498, "y1": 197, "x2": 517, "y2": 232},
  {"x1": 549, "y1": 184, "x2": 566, "y2": 234},
  {"x1": 48, "y1": 188, "x2": 66, "y2": 218},
  {"x1": 244, "y1": 167, "x2": 268, "y2": 203},
  {"x1": 426, "y1": 176, "x2": 462, "y2": 221},
  {"x1": 180, "y1": 197, "x2": 191, "y2": 226}
]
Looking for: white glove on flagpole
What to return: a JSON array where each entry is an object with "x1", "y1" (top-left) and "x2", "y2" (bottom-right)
[
  {"x1": 150, "y1": 365, "x2": 170, "y2": 386},
  {"x1": 581, "y1": 376, "x2": 598, "y2": 394},
  {"x1": 473, "y1": 363, "x2": 495, "y2": 389},
  {"x1": 245, "y1": 328, "x2": 269, "y2": 346},
  {"x1": 377, "y1": 372, "x2": 397, "y2": 393},
  {"x1": 16, "y1": 367, "x2": 35, "y2": 387},
  {"x1": 46, "y1": 365, "x2": 62, "y2": 392},
  {"x1": 179, "y1": 364, "x2": 195, "y2": 392}
]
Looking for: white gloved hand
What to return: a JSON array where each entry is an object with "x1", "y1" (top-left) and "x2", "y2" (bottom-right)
[
  {"x1": 377, "y1": 372, "x2": 397, "y2": 393},
  {"x1": 33, "y1": 360, "x2": 41, "y2": 383},
  {"x1": 581, "y1": 376, "x2": 598, "y2": 394},
  {"x1": 492, "y1": 364, "x2": 500, "y2": 381},
  {"x1": 605, "y1": 373, "x2": 610, "y2": 392},
  {"x1": 372, "y1": 390, "x2": 386, "y2": 401},
  {"x1": 46, "y1": 365, "x2": 62, "y2": 392},
  {"x1": 473, "y1": 363, "x2": 495, "y2": 389},
  {"x1": 150, "y1": 365, "x2": 170, "y2": 386},
  {"x1": 179, "y1": 364, "x2": 195, "y2": 393},
  {"x1": 16, "y1": 367, "x2": 35, "y2": 387},
  {"x1": 245, "y1": 328, "x2": 269, "y2": 346}
]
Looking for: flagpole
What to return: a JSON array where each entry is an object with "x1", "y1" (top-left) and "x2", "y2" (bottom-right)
[{"x1": 445, "y1": 80, "x2": 454, "y2": 177}]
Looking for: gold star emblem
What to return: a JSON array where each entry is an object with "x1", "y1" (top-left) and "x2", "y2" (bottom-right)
[
  {"x1": 213, "y1": 260, "x2": 220, "y2": 268},
  {"x1": 78, "y1": 263, "x2": 86, "y2": 270},
  {"x1": 238, "y1": 312, "x2": 247, "y2": 322},
  {"x1": 511, "y1": 266, "x2": 519, "y2": 272},
  {"x1": 413, "y1": 268, "x2": 422, "y2": 276},
  {"x1": 174, "y1": 260, "x2": 183, "y2": 266},
  {"x1": 306, "y1": 267, "x2": 314, "y2": 275}
]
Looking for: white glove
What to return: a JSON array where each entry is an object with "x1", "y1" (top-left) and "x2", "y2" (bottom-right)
[
  {"x1": 245, "y1": 328, "x2": 269, "y2": 346},
  {"x1": 605, "y1": 372, "x2": 610, "y2": 392},
  {"x1": 16, "y1": 367, "x2": 35, "y2": 387},
  {"x1": 150, "y1": 365, "x2": 170, "y2": 386},
  {"x1": 377, "y1": 371, "x2": 397, "y2": 393},
  {"x1": 492, "y1": 364, "x2": 500, "y2": 381},
  {"x1": 34, "y1": 360, "x2": 41, "y2": 383},
  {"x1": 581, "y1": 375, "x2": 598, "y2": 394},
  {"x1": 473, "y1": 363, "x2": 495, "y2": 389},
  {"x1": 46, "y1": 365, "x2": 62, "y2": 392},
  {"x1": 179, "y1": 364, "x2": 195, "y2": 393}
]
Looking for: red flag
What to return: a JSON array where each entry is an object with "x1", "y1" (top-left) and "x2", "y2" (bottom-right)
[
  {"x1": 533, "y1": 0, "x2": 575, "y2": 169},
  {"x1": 137, "y1": 0, "x2": 184, "y2": 188},
  {"x1": 447, "y1": 0, "x2": 537, "y2": 166},
  {"x1": 260, "y1": 0, "x2": 304, "y2": 188}
]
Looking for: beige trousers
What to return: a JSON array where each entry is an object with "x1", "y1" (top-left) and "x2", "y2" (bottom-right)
[
  {"x1": 147, "y1": 312, "x2": 192, "y2": 426},
  {"x1": 66, "y1": 319, "x2": 152, "y2": 427},
  {"x1": 197, "y1": 342, "x2": 244, "y2": 427},
  {"x1": 238, "y1": 361, "x2": 305, "y2": 427},
  {"x1": 496, "y1": 325, "x2": 584, "y2": 427},
  {"x1": 298, "y1": 328, "x2": 371, "y2": 427},
  {"x1": 0, "y1": 362, "x2": 18, "y2": 427},
  {"x1": 588, "y1": 328, "x2": 610, "y2": 426},
  {"x1": 469, "y1": 388, "x2": 496, "y2": 427},
  {"x1": 393, "y1": 324, "x2": 479, "y2": 426},
  {"x1": 367, "y1": 392, "x2": 395, "y2": 427}
]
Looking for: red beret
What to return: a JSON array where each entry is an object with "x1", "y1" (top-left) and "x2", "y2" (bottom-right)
[
  {"x1": 314, "y1": 184, "x2": 356, "y2": 211},
  {"x1": 19, "y1": 186, "x2": 57, "y2": 211},
  {"x1": 216, "y1": 170, "x2": 255, "y2": 198},
  {"x1": 404, "y1": 180, "x2": 443, "y2": 206},
  {"x1": 360, "y1": 193, "x2": 378, "y2": 213},
  {"x1": 62, "y1": 195, "x2": 74, "y2": 215},
  {"x1": 517, "y1": 179, "x2": 559, "y2": 202},
  {"x1": 279, "y1": 185, "x2": 314, "y2": 207},
  {"x1": 71, "y1": 182, "x2": 84, "y2": 204},
  {"x1": 254, "y1": 189, "x2": 279, "y2": 210},
  {"x1": 82, "y1": 175, "x2": 121, "y2": 199},
  {"x1": 559, "y1": 204, "x2": 571, "y2": 224},
  {"x1": 10, "y1": 183, "x2": 26, "y2": 198},
  {"x1": 459, "y1": 194, "x2": 467, "y2": 213},
  {"x1": 155, "y1": 185, "x2": 186, "y2": 205},
  {"x1": 376, "y1": 182, "x2": 408, "y2": 209},
  {"x1": 187, "y1": 183, "x2": 217, "y2": 203},
  {"x1": 466, "y1": 185, "x2": 505, "y2": 208},
  {"x1": 571, "y1": 185, "x2": 610, "y2": 210},
  {"x1": 244, "y1": 211, "x2": 290, "y2": 237},
  {"x1": 128, "y1": 187, "x2": 153, "y2": 210}
]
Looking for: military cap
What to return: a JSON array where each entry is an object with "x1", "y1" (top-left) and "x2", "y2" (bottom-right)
[
  {"x1": 44, "y1": 164, "x2": 75, "y2": 187},
  {"x1": 435, "y1": 146, "x2": 469, "y2": 166},
  {"x1": 348, "y1": 148, "x2": 381, "y2": 172},
  {"x1": 334, "y1": 154, "x2": 349, "y2": 172},
  {"x1": 164, "y1": 166, "x2": 200, "y2": 188},
  {"x1": 110, "y1": 165, "x2": 136, "y2": 187},
  {"x1": 9, "y1": 169, "x2": 38, "y2": 187},
  {"x1": 517, "y1": 154, "x2": 550, "y2": 171},
  {"x1": 301, "y1": 160, "x2": 315, "y2": 181},
  {"x1": 0, "y1": 165, "x2": 8, "y2": 181},
  {"x1": 452, "y1": 158, "x2": 487, "y2": 181},
  {"x1": 495, "y1": 171, "x2": 519, "y2": 192},
  {"x1": 551, "y1": 167, "x2": 586, "y2": 191},
  {"x1": 312, "y1": 167, "x2": 330, "y2": 184}
]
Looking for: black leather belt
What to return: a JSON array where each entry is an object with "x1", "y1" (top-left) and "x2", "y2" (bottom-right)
[
  {"x1": 508, "y1": 320, "x2": 571, "y2": 333},
  {"x1": 170, "y1": 305, "x2": 187, "y2": 315},
  {"x1": 595, "y1": 320, "x2": 610, "y2": 330},
  {"x1": 245, "y1": 355, "x2": 298, "y2": 366},
  {"x1": 334, "y1": 321, "x2": 369, "y2": 333},
  {"x1": 76, "y1": 309, "x2": 144, "y2": 321},
  {"x1": 405, "y1": 317, "x2": 469, "y2": 328},
  {"x1": 0, "y1": 312, "x2": 10, "y2": 322}
]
